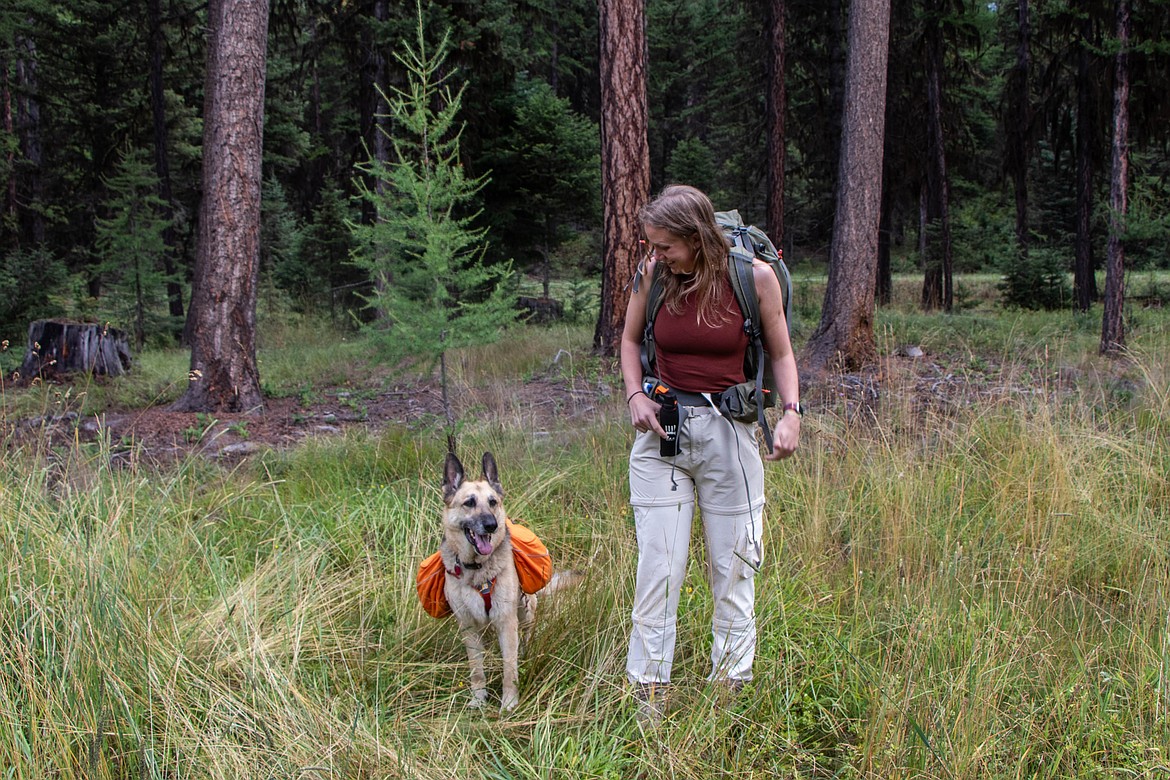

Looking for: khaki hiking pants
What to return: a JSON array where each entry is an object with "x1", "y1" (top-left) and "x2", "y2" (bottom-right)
[{"x1": 626, "y1": 403, "x2": 765, "y2": 685}]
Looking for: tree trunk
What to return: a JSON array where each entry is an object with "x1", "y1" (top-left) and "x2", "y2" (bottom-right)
[
  {"x1": 801, "y1": 0, "x2": 891, "y2": 373},
  {"x1": 1, "y1": 60, "x2": 15, "y2": 239},
  {"x1": 1012, "y1": 0, "x2": 1031, "y2": 255},
  {"x1": 1100, "y1": 0, "x2": 1129, "y2": 355},
  {"x1": 920, "y1": 0, "x2": 953, "y2": 312},
  {"x1": 15, "y1": 33, "x2": 45, "y2": 247},
  {"x1": 148, "y1": 0, "x2": 186, "y2": 328},
  {"x1": 19, "y1": 320, "x2": 131, "y2": 380},
  {"x1": 1073, "y1": 1, "x2": 1098, "y2": 312},
  {"x1": 827, "y1": 0, "x2": 847, "y2": 171},
  {"x1": 765, "y1": 0, "x2": 787, "y2": 244},
  {"x1": 362, "y1": 0, "x2": 392, "y2": 322},
  {"x1": 593, "y1": 0, "x2": 650, "y2": 357},
  {"x1": 172, "y1": 0, "x2": 268, "y2": 413}
]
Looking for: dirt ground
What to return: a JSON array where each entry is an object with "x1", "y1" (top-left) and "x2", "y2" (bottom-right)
[
  {"x1": 4, "y1": 371, "x2": 612, "y2": 465},
  {"x1": 3, "y1": 348, "x2": 1101, "y2": 467}
]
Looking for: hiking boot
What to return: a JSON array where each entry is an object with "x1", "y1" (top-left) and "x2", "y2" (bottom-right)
[{"x1": 633, "y1": 683, "x2": 669, "y2": 730}]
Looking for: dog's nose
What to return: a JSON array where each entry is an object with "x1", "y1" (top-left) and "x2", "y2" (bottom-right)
[{"x1": 481, "y1": 516, "x2": 498, "y2": 534}]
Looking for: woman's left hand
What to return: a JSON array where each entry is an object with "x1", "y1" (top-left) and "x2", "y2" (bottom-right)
[{"x1": 764, "y1": 412, "x2": 800, "y2": 461}]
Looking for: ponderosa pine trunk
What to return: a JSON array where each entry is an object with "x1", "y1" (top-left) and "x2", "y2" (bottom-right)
[
  {"x1": 801, "y1": 0, "x2": 891, "y2": 373},
  {"x1": 172, "y1": 0, "x2": 268, "y2": 412},
  {"x1": 1100, "y1": 0, "x2": 1129, "y2": 354},
  {"x1": 594, "y1": 0, "x2": 650, "y2": 357}
]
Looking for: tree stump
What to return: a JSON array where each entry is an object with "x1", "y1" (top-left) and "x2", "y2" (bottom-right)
[
  {"x1": 517, "y1": 296, "x2": 564, "y2": 324},
  {"x1": 18, "y1": 320, "x2": 132, "y2": 381}
]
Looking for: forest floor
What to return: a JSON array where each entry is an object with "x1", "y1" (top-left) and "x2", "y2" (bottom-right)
[
  {"x1": 4, "y1": 368, "x2": 612, "y2": 466},
  {"x1": 4, "y1": 343, "x2": 1112, "y2": 468}
]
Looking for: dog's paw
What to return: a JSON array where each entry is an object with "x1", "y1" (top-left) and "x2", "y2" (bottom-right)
[
  {"x1": 499, "y1": 693, "x2": 519, "y2": 714},
  {"x1": 469, "y1": 688, "x2": 489, "y2": 708}
]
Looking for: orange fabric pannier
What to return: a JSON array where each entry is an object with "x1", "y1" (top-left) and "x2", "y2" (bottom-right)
[
  {"x1": 416, "y1": 518, "x2": 553, "y2": 619},
  {"x1": 416, "y1": 550, "x2": 452, "y2": 618}
]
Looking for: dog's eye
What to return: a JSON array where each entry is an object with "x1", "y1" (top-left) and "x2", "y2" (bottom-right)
[
  {"x1": 488, "y1": 497, "x2": 498, "y2": 508},
  {"x1": 463, "y1": 497, "x2": 476, "y2": 508}
]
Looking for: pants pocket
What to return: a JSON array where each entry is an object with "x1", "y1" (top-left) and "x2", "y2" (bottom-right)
[{"x1": 734, "y1": 514, "x2": 764, "y2": 577}]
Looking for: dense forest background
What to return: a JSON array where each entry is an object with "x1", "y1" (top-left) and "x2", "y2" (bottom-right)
[{"x1": 2, "y1": 0, "x2": 1170, "y2": 351}]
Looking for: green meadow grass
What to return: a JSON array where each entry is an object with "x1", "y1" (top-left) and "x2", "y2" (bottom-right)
[{"x1": 1, "y1": 290, "x2": 1169, "y2": 778}]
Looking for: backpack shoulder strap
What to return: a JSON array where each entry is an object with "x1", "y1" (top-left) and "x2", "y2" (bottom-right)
[
  {"x1": 640, "y1": 266, "x2": 667, "y2": 378},
  {"x1": 725, "y1": 234, "x2": 775, "y2": 452},
  {"x1": 726, "y1": 233, "x2": 761, "y2": 339}
]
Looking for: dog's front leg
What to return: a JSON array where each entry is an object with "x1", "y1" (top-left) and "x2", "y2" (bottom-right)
[
  {"x1": 459, "y1": 626, "x2": 489, "y2": 707},
  {"x1": 496, "y1": 613, "x2": 521, "y2": 712}
]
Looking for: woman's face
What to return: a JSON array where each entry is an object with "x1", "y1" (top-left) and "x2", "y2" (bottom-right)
[{"x1": 644, "y1": 225, "x2": 699, "y2": 276}]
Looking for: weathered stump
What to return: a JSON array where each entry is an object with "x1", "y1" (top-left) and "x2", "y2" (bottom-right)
[
  {"x1": 517, "y1": 296, "x2": 565, "y2": 324},
  {"x1": 18, "y1": 320, "x2": 132, "y2": 381}
]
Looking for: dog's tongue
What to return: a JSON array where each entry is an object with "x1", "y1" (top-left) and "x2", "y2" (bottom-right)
[{"x1": 473, "y1": 534, "x2": 494, "y2": 556}]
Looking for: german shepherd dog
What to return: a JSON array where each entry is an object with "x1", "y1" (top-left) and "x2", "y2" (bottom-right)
[{"x1": 440, "y1": 451, "x2": 534, "y2": 712}]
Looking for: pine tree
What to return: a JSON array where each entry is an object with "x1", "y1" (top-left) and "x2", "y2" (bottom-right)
[
  {"x1": 351, "y1": 3, "x2": 514, "y2": 448},
  {"x1": 94, "y1": 147, "x2": 178, "y2": 350}
]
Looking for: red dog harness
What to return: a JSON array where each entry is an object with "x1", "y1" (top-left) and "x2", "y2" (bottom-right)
[{"x1": 446, "y1": 560, "x2": 496, "y2": 616}]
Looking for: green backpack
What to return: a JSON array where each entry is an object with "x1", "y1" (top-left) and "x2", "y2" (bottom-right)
[{"x1": 637, "y1": 210, "x2": 792, "y2": 451}]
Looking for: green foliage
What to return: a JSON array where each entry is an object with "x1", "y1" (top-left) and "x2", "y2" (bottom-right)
[
  {"x1": 265, "y1": 177, "x2": 364, "y2": 319},
  {"x1": 350, "y1": 4, "x2": 514, "y2": 435},
  {"x1": 647, "y1": 0, "x2": 767, "y2": 215},
  {"x1": 0, "y1": 246, "x2": 69, "y2": 341},
  {"x1": 261, "y1": 176, "x2": 304, "y2": 301},
  {"x1": 665, "y1": 137, "x2": 719, "y2": 198},
  {"x1": 998, "y1": 246, "x2": 1072, "y2": 311},
  {"x1": 1124, "y1": 153, "x2": 1170, "y2": 270},
  {"x1": 949, "y1": 183, "x2": 1014, "y2": 273},
  {"x1": 93, "y1": 147, "x2": 180, "y2": 349},
  {"x1": 480, "y1": 73, "x2": 600, "y2": 285}
]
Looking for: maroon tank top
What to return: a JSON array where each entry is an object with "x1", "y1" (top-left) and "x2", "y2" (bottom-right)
[{"x1": 654, "y1": 277, "x2": 748, "y2": 393}]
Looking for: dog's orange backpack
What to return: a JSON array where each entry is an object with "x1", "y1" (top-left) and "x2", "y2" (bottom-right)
[
  {"x1": 416, "y1": 552, "x2": 452, "y2": 618},
  {"x1": 507, "y1": 518, "x2": 554, "y2": 595},
  {"x1": 416, "y1": 518, "x2": 553, "y2": 619}
]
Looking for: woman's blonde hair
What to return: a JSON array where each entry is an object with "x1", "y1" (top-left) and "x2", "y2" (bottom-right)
[{"x1": 639, "y1": 184, "x2": 731, "y2": 325}]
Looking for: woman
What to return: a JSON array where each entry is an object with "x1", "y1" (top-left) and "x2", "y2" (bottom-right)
[{"x1": 620, "y1": 184, "x2": 801, "y2": 715}]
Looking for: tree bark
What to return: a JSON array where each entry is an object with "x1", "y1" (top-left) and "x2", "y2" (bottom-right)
[
  {"x1": 801, "y1": 0, "x2": 891, "y2": 373},
  {"x1": 1073, "y1": 1, "x2": 1098, "y2": 312},
  {"x1": 765, "y1": 0, "x2": 787, "y2": 244},
  {"x1": 172, "y1": 0, "x2": 269, "y2": 412},
  {"x1": 593, "y1": 0, "x2": 650, "y2": 357},
  {"x1": 1100, "y1": 0, "x2": 1129, "y2": 354}
]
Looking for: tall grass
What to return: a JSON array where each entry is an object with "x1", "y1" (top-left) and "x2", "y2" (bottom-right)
[{"x1": 1, "y1": 300, "x2": 1169, "y2": 778}]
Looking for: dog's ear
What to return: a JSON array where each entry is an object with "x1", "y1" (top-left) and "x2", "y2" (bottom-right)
[
  {"x1": 481, "y1": 451, "x2": 503, "y2": 496},
  {"x1": 443, "y1": 452, "x2": 464, "y2": 501}
]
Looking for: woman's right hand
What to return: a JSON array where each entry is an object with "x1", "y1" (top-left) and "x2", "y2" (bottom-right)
[{"x1": 629, "y1": 392, "x2": 667, "y2": 438}]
